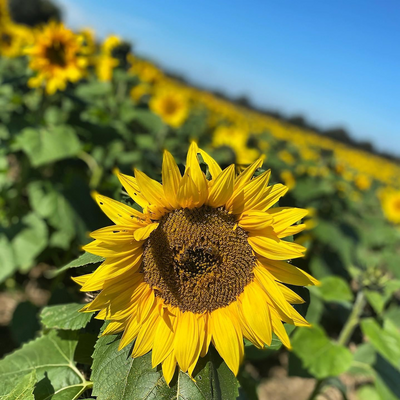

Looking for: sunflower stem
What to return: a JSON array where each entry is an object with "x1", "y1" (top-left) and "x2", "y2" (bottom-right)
[
  {"x1": 78, "y1": 150, "x2": 103, "y2": 189},
  {"x1": 308, "y1": 379, "x2": 324, "y2": 400},
  {"x1": 337, "y1": 291, "x2": 365, "y2": 347}
]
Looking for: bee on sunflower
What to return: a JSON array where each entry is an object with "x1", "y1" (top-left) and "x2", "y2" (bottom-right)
[
  {"x1": 75, "y1": 143, "x2": 317, "y2": 384},
  {"x1": 25, "y1": 21, "x2": 88, "y2": 95}
]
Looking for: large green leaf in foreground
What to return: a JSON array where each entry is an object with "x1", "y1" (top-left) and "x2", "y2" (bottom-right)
[
  {"x1": 91, "y1": 330, "x2": 240, "y2": 400},
  {"x1": 40, "y1": 303, "x2": 94, "y2": 330},
  {"x1": 0, "y1": 330, "x2": 91, "y2": 400}
]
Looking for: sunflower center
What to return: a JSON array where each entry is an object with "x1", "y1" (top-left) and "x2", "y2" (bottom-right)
[
  {"x1": 1, "y1": 33, "x2": 11, "y2": 47},
  {"x1": 142, "y1": 206, "x2": 256, "y2": 313},
  {"x1": 45, "y1": 41, "x2": 67, "y2": 67},
  {"x1": 162, "y1": 97, "x2": 179, "y2": 115}
]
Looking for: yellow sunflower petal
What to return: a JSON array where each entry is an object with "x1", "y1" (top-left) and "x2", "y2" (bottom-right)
[
  {"x1": 268, "y1": 207, "x2": 308, "y2": 234},
  {"x1": 102, "y1": 320, "x2": 127, "y2": 336},
  {"x1": 233, "y1": 157, "x2": 264, "y2": 192},
  {"x1": 278, "y1": 224, "x2": 306, "y2": 238},
  {"x1": 174, "y1": 310, "x2": 200, "y2": 372},
  {"x1": 198, "y1": 148, "x2": 222, "y2": 181},
  {"x1": 162, "y1": 150, "x2": 182, "y2": 208},
  {"x1": 238, "y1": 210, "x2": 274, "y2": 231},
  {"x1": 176, "y1": 168, "x2": 199, "y2": 208},
  {"x1": 185, "y1": 142, "x2": 208, "y2": 206},
  {"x1": 257, "y1": 257, "x2": 319, "y2": 286},
  {"x1": 210, "y1": 304, "x2": 243, "y2": 376},
  {"x1": 162, "y1": 352, "x2": 177, "y2": 386},
  {"x1": 255, "y1": 184, "x2": 288, "y2": 211},
  {"x1": 254, "y1": 265, "x2": 294, "y2": 319},
  {"x1": 152, "y1": 314, "x2": 176, "y2": 367},
  {"x1": 119, "y1": 314, "x2": 142, "y2": 350},
  {"x1": 208, "y1": 164, "x2": 235, "y2": 208},
  {"x1": 92, "y1": 192, "x2": 145, "y2": 224},
  {"x1": 277, "y1": 283, "x2": 305, "y2": 304},
  {"x1": 240, "y1": 282, "x2": 272, "y2": 346},
  {"x1": 131, "y1": 304, "x2": 159, "y2": 357},
  {"x1": 248, "y1": 234, "x2": 306, "y2": 260},
  {"x1": 115, "y1": 170, "x2": 150, "y2": 209},
  {"x1": 188, "y1": 315, "x2": 205, "y2": 376},
  {"x1": 71, "y1": 274, "x2": 91, "y2": 286},
  {"x1": 133, "y1": 223, "x2": 159, "y2": 241},
  {"x1": 134, "y1": 169, "x2": 170, "y2": 209},
  {"x1": 270, "y1": 310, "x2": 292, "y2": 349},
  {"x1": 89, "y1": 225, "x2": 137, "y2": 242},
  {"x1": 228, "y1": 170, "x2": 271, "y2": 214},
  {"x1": 200, "y1": 314, "x2": 212, "y2": 357}
]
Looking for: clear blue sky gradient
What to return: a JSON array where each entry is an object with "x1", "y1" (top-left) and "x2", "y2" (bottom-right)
[{"x1": 59, "y1": 0, "x2": 400, "y2": 155}]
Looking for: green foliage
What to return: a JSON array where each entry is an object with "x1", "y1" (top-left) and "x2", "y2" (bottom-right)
[
  {"x1": 291, "y1": 325, "x2": 353, "y2": 379},
  {"x1": 91, "y1": 330, "x2": 239, "y2": 400},
  {"x1": 13, "y1": 126, "x2": 81, "y2": 167},
  {"x1": 54, "y1": 252, "x2": 104, "y2": 275},
  {"x1": 40, "y1": 303, "x2": 94, "y2": 330},
  {"x1": 0, "y1": 370, "x2": 37, "y2": 400},
  {"x1": 0, "y1": 330, "x2": 92, "y2": 400}
]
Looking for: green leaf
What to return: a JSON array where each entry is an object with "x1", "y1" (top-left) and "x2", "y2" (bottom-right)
[
  {"x1": 133, "y1": 109, "x2": 165, "y2": 133},
  {"x1": 364, "y1": 281, "x2": 400, "y2": 314},
  {"x1": 357, "y1": 385, "x2": 381, "y2": 400},
  {"x1": 91, "y1": 329, "x2": 240, "y2": 400},
  {"x1": 361, "y1": 318, "x2": 400, "y2": 369},
  {"x1": 11, "y1": 212, "x2": 48, "y2": 272},
  {"x1": 0, "y1": 330, "x2": 91, "y2": 400},
  {"x1": 53, "y1": 252, "x2": 104, "y2": 276},
  {"x1": 27, "y1": 181, "x2": 81, "y2": 248},
  {"x1": 40, "y1": 303, "x2": 94, "y2": 330},
  {"x1": 1, "y1": 370, "x2": 36, "y2": 400},
  {"x1": 310, "y1": 276, "x2": 353, "y2": 303},
  {"x1": 0, "y1": 234, "x2": 16, "y2": 283},
  {"x1": 291, "y1": 325, "x2": 353, "y2": 379},
  {"x1": 13, "y1": 126, "x2": 81, "y2": 167}
]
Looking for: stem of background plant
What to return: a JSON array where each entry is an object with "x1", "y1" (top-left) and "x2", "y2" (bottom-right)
[
  {"x1": 308, "y1": 379, "x2": 324, "y2": 400},
  {"x1": 337, "y1": 291, "x2": 366, "y2": 346},
  {"x1": 78, "y1": 151, "x2": 103, "y2": 189}
]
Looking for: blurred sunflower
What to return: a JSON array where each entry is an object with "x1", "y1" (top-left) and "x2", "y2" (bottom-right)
[
  {"x1": 212, "y1": 125, "x2": 259, "y2": 165},
  {"x1": 280, "y1": 170, "x2": 296, "y2": 190},
  {"x1": 149, "y1": 89, "x2": 189, "y2": 127},
  {"x1": 380, "y1": 189, "x2": 400, "y2": 224},
  {"x1": 26, "y1": 22, "x2": 88, "y2": 95},
  {"x1": 0, "y1": 22, "x2": 32, "y2": 58},
  {"x1": 96, "y1": 35, "x2": 121, "y2": 82},
  {"x1": 75, "y1": 143, "x2": 317, "y2": 384},
  {"x1": 354, "y1": 174, "x2": 371, "y2": 191}
]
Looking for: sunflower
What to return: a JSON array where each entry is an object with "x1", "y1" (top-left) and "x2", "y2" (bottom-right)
[
  {"x1": 149, "y1": 88, "x2": 189, "y2": 128},
  {"x1": 26, "y1": 22, "x2": 88, "y2": 95},
  {"x1": 212, "y1": 125, "x2": 260, "y2": 165},
  {"x1": 380, "y1": 189, "x2": 400, "y2": 224},
  {"x1": 75, "y1": 143, "x2": 317, "y2": 384},
  {"x1": 0, "y1": 22, "x2": 33, "y2": 58}
]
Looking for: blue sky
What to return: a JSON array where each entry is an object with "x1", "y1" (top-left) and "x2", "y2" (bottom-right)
[{"x1": 59, "y1": 0, "x2": 400, "y2": 155}]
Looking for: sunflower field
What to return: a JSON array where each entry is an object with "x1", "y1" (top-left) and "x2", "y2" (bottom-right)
[{"x1": 1, "y1": 2, "x2": 400, "y2": 400}]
